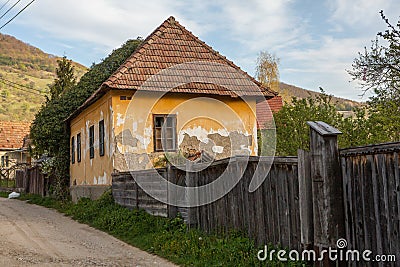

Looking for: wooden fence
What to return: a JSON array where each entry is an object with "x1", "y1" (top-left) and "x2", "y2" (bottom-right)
[
  {"x1": 112, "y1": 122, "x2": 399, "y2": 266},
  {"x1": 0, "y1": 163, "x2": 29, "y2": 191},
  {"x1": 188, "y1": 157, "x2": 301, "y2": 249},
  {"x1": 10, "y1": 165, "x2": 49, "y2": 196},
  {"x1": 341, "y1": 142, "x2": 400, "y2": 266},
  {"x1": 112, "y1": 168, "x2": 169, "y2": 217},
  {"x1": 112, "y1": 156, "x2": 301, "y2": 249}
]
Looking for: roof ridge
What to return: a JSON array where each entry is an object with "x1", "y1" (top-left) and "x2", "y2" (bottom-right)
[
  {"x1": 103, "y1": 16, "x2": 277, "y2": 96},
  {"x1": 104, "y1": 16, "x2": 181, "y2": 87},
  {"x1": 166, "y1": 18, "x2": 277, "y2": 96}
]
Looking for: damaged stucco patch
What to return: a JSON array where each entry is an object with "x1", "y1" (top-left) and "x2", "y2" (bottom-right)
[
  {"x1": 93, "y1": 172, "x2": 107, "y2": 185},
  {"x1": 114, "y1": 150, "x2": 152, "y2": 171},
  {"x1": 116, "y1": 113, "x2": 125, "y2": 127},
  {"x1": 115, "y1": 129, "x2": 139, "y2": 149},
  {"x1": 179, "y1": 130, "x2": 252, "y2": 160},
  {"x1": 113, "y1": 128, "x2": 155, "y2": 171}
]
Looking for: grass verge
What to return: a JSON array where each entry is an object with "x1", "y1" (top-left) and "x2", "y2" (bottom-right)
[{"x1": 1, "y1": 190, "x2": 304, "y2": 266}]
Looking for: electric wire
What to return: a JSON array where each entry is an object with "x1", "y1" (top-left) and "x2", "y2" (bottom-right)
[
  {"x1": 0, "y1": 0, "x2": 21, "y2": 20},
  {"x1": 0, "y1": 76, "x2": 44, "y2": 93},
  {"x1": 0, "y1": 77, "x2": 45, "y2": 97},
  {"x1": 0, "y1": 0, "x2": 11, "y2": 12},
  {"x1": 0, "y1": 0, "x2": 35, "y2": 30}
]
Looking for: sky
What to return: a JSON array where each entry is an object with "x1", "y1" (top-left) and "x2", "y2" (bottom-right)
[{"x1": 1, "y1": 0, "x2": 400, "y2": 101}]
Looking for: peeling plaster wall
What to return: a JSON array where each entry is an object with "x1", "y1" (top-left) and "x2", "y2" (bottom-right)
[
  {"x1": 112, "y1": 92, "x2": 258, "y2": 171},
  {"x1": 70, "y1": 92, "x2": 114, "y2": 186},
  {"x1": 71, "y1": 90, "x2": 260, "y2": 186}
]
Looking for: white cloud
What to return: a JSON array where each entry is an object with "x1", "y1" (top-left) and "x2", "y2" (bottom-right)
[
  {"x1": 327, "y1": 0, "x2": 393, "y2": 30},
  {"x1": 213, "y1": 0, "x2": 306, "y2": 52},
  {"x1": 16, "y1": 0, "x2": 187, "y2": 50},
  {"x1": 284, "y1": 36, "x2": 363, "y2": 71}
]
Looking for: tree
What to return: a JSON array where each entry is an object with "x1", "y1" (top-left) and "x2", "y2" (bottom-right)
[
  {"x1": 49, "y1": 56, "x2": 76, "y2": 100},
  {"x1": 348, "y1": 11, "x2": 400, "y2": 99},
  {"x1": 348, "y1": 11, "x2": 400, "y2": 143},
  {"x1": 273, "y1": 90, "x2": 345, "y2": 156},
  {"x1": 30, "y1": 38, "x2": 143, "y2": 198},
  {"x1": 255, "y1": 51, "x2": 280, "y2": 92}
]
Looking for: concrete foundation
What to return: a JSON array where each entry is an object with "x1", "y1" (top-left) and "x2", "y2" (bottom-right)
[{"x1": 70, "y1": 185, "x2": 110, "y2": 203}]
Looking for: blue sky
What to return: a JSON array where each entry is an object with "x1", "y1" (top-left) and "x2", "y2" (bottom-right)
[{"x1": 1, "y1": 0, "x2": 400, "y2": 101}]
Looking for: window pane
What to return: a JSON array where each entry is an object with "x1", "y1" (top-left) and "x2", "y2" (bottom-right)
[
  {"x1": 77, "y1": 133, "x2": 81, "y2": 162},
  {"x1": 154, "y1": 114, "x2": 176, "y2": 151},
  {"x1": 99, "y1": 120, "x2": 105, "y2": 156},
  {"x1": 166, "y1": 116, "x2": 174, "y2": 127},
  {"x1": 155, "y1": 128, "x2": 162, "y2": 139},
  {"x1": 165, "y1": 128, "x2": 173, "y2": 139},
  {"x1": 164, "y1": 139, "x2": 173, "y2": 150},
  {"x1": 71, "y1": 137, "x2": 75, "y2": 163},
  {"x1": 155, "y1": 117, "x2": 164, "y2": 127},
  {"x1": 89, "y1": 125, "x2": 94, "y2": 158},
  {"x1": 155, "y1": 139, "x2": 162, "y2": 151}
]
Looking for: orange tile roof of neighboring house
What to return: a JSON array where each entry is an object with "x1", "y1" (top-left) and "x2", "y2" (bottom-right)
[
  {"x1": 256, "y1": 96, "x2": 283, "y2": 129},
  {"x1": 0, "y1": 121, "x2": 30, "y2": 150},
  {"x1": 69, "y1": 16, "x2": 277, "y2": 122}
]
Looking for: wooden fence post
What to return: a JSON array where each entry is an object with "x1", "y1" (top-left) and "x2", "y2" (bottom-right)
[
  {"x1": 307, "y1": 121, "x2": 345, "y2": 266},
  {"x1": 167, "y1": 163, "x2": 178, "y2": 218},
  {"x1": 298, "y1": 149, "x2": 313, "y2": 250},
  {"x1": 186, "y1": 161, "x2": 197, "y2": 227}
]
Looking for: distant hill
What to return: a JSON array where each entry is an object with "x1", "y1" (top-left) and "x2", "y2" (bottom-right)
[
  {"x1": 0, "y1": 34, "x2": 87, "y2": 122},
  {"x1": 278, "y1": 82, "x2": 360, "y2": 111},
  {"x1": 0, "y1": 33, "x2": 359, "y2": 121}
]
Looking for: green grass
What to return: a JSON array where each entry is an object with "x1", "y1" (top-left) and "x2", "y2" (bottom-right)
[
  {"x1": 1, "y1": 191, "x2": 304, "y2": 266},
  {"x1": 0, "y1": 179, "x2": 15, "y2": 188},
  {"x1": 0, "y1": 191, "x2": 9, "y2": 197}
]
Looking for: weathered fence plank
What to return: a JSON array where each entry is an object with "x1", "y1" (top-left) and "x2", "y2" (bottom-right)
[
  {"x1": 298, "y1": 149, "x2": 313, "y2": 249},
  {"x1": 341, "y1": 142, "x2": 400, "y2": 266}
]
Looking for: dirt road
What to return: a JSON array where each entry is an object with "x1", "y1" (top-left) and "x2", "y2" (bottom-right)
[{"x1": 0, "y1": 197, "x2": 177, "y2": 267}]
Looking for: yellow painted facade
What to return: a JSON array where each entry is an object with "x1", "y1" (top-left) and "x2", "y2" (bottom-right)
[
  {"x1": 70, "y1": 92, "x2": 113, "y2": 186},
  {"x1": 70, "y1": 90, "x2": 258, "y2": 186}
]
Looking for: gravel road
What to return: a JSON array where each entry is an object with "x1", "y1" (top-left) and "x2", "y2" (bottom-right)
[{"x1": 0, "y1": 197, "x2": 177, "y2": 267}]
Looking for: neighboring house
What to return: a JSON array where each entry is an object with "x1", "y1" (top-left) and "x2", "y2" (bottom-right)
[
  {"x1": 67, "y1": 16, "x2": 279, "y2": 200},
  {"x1": 0, "y1": 121, "x2": 31, "y2": 168},
  {"x1": 256, "y1": 96, "x2": 283, "y2": 129}
]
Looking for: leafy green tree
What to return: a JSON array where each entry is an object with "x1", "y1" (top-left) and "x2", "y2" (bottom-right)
[
  {"x1": 30, "y1": 38, "x2": 142, "y2": 198},
  {"x1": 49, "y1": 56, "x2": 76, "y2": 100},
  {"x1": 338, "y1": 107, "x2": 371, "y2": 148},
  {"x1": 348, "y1": 11, "x2": 400, "y2": 143},
  {"x1": 271, "y1": 89, "x2": 377, "y2": 156},
  {"x1": 273, "y1": 90, "x2": 344, "y2": 156}
]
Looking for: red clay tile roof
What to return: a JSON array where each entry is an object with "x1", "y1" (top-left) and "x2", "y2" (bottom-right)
[
  {"x1": 103, "y1": 16, "x2": 276, "y2": 97},
  {"x1": 0, "y1": 121, "x2": 30, "y2": 150},
  {"x1": 257, "y1": 96, "x2": 283, "y2": 129},
  {"x1": 70, "y1": 16, "x2": 278, "y2": 122}
]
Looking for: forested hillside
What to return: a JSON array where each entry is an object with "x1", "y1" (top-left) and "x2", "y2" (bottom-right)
[
  {"x1": 278, "y1": 82, "x2": 360, "y2": 110},
  {"x1": 0, "y1": 33, "x2": 87, "y2": 121}
]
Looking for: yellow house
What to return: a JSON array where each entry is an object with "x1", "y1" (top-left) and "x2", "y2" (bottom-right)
[{"x1": 67, "y1": 16, "x2": 277, "y2": 200}]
